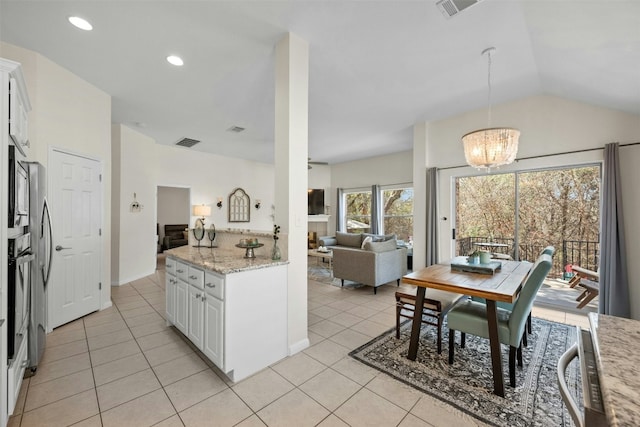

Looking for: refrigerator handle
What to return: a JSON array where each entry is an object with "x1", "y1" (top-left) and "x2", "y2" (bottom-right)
[{"x1": 42, "y1": 197, "x2": 54, "y2": 287}]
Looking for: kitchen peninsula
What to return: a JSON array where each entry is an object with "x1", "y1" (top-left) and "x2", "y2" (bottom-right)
[{"x1": 165, "y1": 243, "x2": 288, "y2": 382}]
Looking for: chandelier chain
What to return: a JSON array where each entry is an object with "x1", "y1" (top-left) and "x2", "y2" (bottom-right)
[{"x1": 487, "y1": 48, "x2": 492, "y2": 126}]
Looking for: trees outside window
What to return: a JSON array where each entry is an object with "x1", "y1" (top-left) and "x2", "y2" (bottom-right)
[
  {"x1": 345, "y1": 190, "x2": 371, "y2": 233},
  {"x1": 455, "y1": 165, "x2": 601, "y2": 275},
  {"x1": 383, "y1": 187, "x2": 413, "y2": 241}
]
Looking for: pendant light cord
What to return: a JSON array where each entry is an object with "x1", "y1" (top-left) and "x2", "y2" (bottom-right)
[{"x1": 486, "y1": 48, "x2": 493, "y2": 127}]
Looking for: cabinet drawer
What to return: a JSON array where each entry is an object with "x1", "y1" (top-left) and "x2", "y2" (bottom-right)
[
  {"x1": 188, "y1": 266, "x2": 204, "y2": 289},
  {"x1": 165, "y1": 257, "x2": 176, "y2": 276},
  {"x1": 204, "y1": 271, "x2": 224, "y2": 300},
  {"x1": 176, "y1": 261, "x2": 188, "y2": 282}
]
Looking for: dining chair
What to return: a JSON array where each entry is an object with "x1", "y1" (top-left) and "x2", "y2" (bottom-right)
[
  {"x1": 395, "y1": 289, "x2": 464, "y2": 354},
  {"x1": 447, "y1": 254, "x2": 552, "y2": 387},
  {"x1": 472, "y1": 246, "x2": 555, "y2": 343}
]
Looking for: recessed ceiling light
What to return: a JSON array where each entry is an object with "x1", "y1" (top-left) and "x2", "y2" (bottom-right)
[
  {"x1": 68, "y1": 16, "x2": 93, "y2": 31},
  {"x1": 166, "y1": 55, "x2": 184, "y2": 66}
]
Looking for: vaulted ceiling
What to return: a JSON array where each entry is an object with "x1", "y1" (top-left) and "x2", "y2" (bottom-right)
[{"x1": 1, "y1": 1, "x2": 638, "y2": 165}]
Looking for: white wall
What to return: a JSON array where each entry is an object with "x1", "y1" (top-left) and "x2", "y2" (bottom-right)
[
  {"x1": 157, "y1": 187, "x2": 190, "y2": 243},
  {"x1": 112, "y1": 124, "x2": 275, "y2": 285},
  {"x1": 328, "y1": 150, "x2": 413, "y2": 234},
  {"x1": 2, "y1": 42, "x2": 113, "y2": 310},
  {"x1": 421, "y1": 95, "x2": 640, "y2": 319}
]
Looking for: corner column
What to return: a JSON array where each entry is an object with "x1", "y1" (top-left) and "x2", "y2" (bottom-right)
[{"x1": 275, "y1": 33, "x2": 309, "y2": 354}]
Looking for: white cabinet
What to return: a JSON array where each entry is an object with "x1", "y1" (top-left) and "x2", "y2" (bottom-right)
[
  {"x1": 8, "y1": 77, "x2": 30, "y2": 157},
  {"x1": 165, "y1": 255, "x2": 287, "y2": 382},
  {"x1": 203, "y1": 271, "x2": 224, "y2": 367},
  {"x1": 174, "y1": 278, "x2": 188, "y2": 335},
  {"x1": 187, "y1": 284, "x2": 204, "y2": 349},
  {"x1": 165, "y1": 274, "x2": 176, "y2": 324}
]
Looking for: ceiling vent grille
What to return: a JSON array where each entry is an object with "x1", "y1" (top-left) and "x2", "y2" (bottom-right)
[
  {"x1": 227, "y1": 126, "x2": 246, "y2": 133},
  {"x1": 175, "y1": 137, "x2": 201, "y2": 148},
  {"x1": 436, "y1": 0, "x2": 483, "y2": 19}
]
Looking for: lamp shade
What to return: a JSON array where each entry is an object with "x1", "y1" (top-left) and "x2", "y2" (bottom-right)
[
  {"x1": 193, "y1": 204, "x2": 211, "y2": 217},
  {"x1": 461, "y1": 127, "x2": 520, "y2": 170}
]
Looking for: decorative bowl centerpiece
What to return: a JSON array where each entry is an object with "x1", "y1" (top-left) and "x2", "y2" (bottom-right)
[{"x1": 236, "y1": 238, "x2": 263, "y2": 258}]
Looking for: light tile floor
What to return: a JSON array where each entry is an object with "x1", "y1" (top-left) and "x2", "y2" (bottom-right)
[{"x1": 8, "y1": 262, "x2": 589, "y2": 427}]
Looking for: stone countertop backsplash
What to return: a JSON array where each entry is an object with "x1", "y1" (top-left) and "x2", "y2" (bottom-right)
[
  {"x1": 589, "y1": 312, "x2": 640, "y2": 427},
  {"x1": 166, "y1": 245, "x2": 288, "y2": 275}
]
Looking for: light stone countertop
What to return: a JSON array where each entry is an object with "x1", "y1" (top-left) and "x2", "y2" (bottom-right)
[
  {"x1": 166, "y1": 245, "x2": 288, "y2": 275},
  {"x1": 589, "y1": 312, "x2": 640, "y2": 427}
]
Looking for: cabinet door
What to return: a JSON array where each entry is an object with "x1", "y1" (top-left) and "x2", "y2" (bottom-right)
[
  {"x1": 174, "y1": 279, "x2": 188, "y2": 335},
  {"x1": 203, "y1": 295, "x2": 224, "y2": 368},
  {"x1": 187, "y1": 285, "x2": 204, "y2": 349},
  {"x1": 165, "y1": 275, "x2": 176, "y2": 324}
]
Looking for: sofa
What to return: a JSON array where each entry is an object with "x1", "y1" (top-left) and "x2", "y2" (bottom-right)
[
  {"x1": 162, "y1": 224, "x2": 189, "y2": 250},
  {"x1": 318, "y1": 232, "x2": 408, "y2": 294}
]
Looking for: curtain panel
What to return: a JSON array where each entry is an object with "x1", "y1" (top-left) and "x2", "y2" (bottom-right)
[
  {"x1": 599, "y1": 143, "x2": 630, "y2": 317},
  {"x1": 426, "y1": 167, "x2": 439, "y2": 266}
]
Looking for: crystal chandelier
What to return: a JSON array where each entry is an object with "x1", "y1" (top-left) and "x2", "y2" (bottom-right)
[{"x1": 462, "y1": 47, "x2": 520, "y2": 170}]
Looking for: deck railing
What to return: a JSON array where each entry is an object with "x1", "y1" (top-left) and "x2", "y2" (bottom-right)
[{"x1": 456, "y1": 236, "x2": 599, "y2": 279}]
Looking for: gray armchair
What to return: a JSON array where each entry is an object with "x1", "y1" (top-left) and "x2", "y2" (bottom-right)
[{"x1": 332, "y1": 239, "x2": 407, "y2": 294}]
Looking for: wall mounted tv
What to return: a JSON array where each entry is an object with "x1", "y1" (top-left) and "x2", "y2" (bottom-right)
[{"x1": 308, "y1": 189, "x2": 325, "y2": 215}]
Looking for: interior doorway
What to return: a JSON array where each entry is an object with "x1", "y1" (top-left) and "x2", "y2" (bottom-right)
[{"x1": 157, "y1": 186, "x2": 190, "y2": 266}]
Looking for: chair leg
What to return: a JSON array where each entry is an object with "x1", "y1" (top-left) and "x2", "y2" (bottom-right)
[
  {"x1": 373, "y1": 287, "x2": 377, "y2": 295},
  {"x1": 437, "y1": 316, "x2": 443, "y2": 354},
  {"x1": 522, "y1": 329, "x2": 528, "y2": 348},
  {"x1": 577, "y1": 291, "x2": 598, "y2": 309},
  {"x1": 395, "y1": 306, "x2": 401, "y2": 339},
  {"x1": 509, "y1": 346, "x2": 516, "y2": 387},
  {"x1": 461, "y1": 332, "x2": 466, "y2": 349},
  {"x1": 397, "y1": 279, "x2": 400, "y2": 287},
  {"x1": 448, "y1": 329, "x2": 455, "y2": 364},
  {"x1": 527, "y1": 313, "x2": 532, "y2": 334},
  {"x1": 341, "y1": 279, "x2": 344, "y2": 287},
  {"x1": 517, "y1": 344, "x2": 523, "y2": 367}
]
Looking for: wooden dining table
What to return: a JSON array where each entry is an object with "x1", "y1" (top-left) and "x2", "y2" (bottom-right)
[{"x1": 402, "y1": 259, "x2": 532, "y2": 397}]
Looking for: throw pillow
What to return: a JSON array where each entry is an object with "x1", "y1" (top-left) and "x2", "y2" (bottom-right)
[
  {"x1": 336, "y1": 231, "x2": 363, "y2": 248},
  {"x1": 364, "y1": 238, "x2": 397, "y2": 253},
  {"x1": 361, "y1": 236, "x2": 373, "y2": 249}
]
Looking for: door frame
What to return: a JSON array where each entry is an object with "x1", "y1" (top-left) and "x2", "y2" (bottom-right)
[
  {"x1": 46, "y1": 146, "x2": 104, "y2": 332},
  {"x1": 156, "y1": 184, "x2": 191, "y2": 259}
]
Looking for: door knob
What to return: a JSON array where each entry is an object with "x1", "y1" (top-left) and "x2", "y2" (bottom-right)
[{"x1": 55, "y1": 245, "x2": 71, "y2": 251}]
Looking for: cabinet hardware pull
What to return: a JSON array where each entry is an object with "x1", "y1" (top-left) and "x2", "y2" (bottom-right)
[
  {"x1": 206, "y1": 283, "x2": 215, "y2": 288},
  {"x1": 196, "y1": 293, "x2": 201, "y2": 299},
  {"x1": 177, "y1": 269, "x2": 184, "y2": 273},
  {"x1": 190, "y1": 275, "x2": 197, "y2": 279},
  {"x1": 202, "y1": 296, "x2": 206, "y2": 301}
]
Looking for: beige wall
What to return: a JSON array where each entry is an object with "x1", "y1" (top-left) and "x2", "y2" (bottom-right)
[{"x1": 1, "y1": 42, "x2": 113, "y2": 310}]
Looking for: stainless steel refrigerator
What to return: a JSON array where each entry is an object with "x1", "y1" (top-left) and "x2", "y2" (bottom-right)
[{"x1": 26, "y1": 162, "x2": 52, "y2": 374}]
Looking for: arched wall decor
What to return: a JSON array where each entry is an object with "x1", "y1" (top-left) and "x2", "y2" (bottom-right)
[{"x1": 228, "y1": 188, "x2": 250, "y2": 222}]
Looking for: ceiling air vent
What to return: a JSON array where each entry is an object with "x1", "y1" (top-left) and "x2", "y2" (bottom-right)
[
  {"x1": 436, "y1": 0, "x2": 483, "y2": 19},
  {"x1": 227, "y1": 126, "x2": 245, "y2": 133},
  {"x1": 175, "y1": 137, "x2": 201, "y2": 148}
]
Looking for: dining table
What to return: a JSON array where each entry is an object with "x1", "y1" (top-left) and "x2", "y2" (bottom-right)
[{"x1": 402, "y1": 259, "x2": 533, "y2": 397}]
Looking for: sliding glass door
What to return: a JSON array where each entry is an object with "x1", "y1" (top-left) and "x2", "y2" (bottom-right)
[{"x1": 455, "y1": 165, "x2": 601, "y2": 276}]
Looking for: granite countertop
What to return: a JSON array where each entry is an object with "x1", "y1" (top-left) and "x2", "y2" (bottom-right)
[
  {"x1": 166, "y1": 245, "x2": 288, "y2": 275},
  {"x1": 589, "y1": 312, "x2": 640, "y2": 427}
]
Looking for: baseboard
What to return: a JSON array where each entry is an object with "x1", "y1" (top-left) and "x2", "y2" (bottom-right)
[
  {"x1": 288, "y1": 337, "x2": 310, "y2": 356},
  {"x1": 115, "y1": 269, "x2": 157, "y2": 286},
  {"x1": 101, "y1": 300, "x2": 113, "y2": 311}
]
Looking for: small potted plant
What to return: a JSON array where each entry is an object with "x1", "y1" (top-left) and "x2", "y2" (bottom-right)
[{"x1": 468, "y1": 250, "x2": 481, "y2": 265}]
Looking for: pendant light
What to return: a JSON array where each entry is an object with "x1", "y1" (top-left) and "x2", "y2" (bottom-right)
[{"x1": 462, "y1": 47, "x2": 520, "y2": 171}]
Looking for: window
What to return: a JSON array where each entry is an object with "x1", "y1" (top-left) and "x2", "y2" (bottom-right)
[
  {"x1": 383, "y1": 187, "x2": 413, "y2": 241},
  {"x1": 345, "y1": 190, "x2": 371, "y2": 234}
]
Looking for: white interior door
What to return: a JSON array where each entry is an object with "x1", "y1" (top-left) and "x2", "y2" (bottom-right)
[{"x1": 48, "y1": 149, "x2": 102, "y2": 329}]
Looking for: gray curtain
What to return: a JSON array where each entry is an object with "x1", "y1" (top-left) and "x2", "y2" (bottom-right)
[
  {"x1": 426, "y1": 167, "x2": 439, "y2": 266},
  {"x1": 599, "y1": 143, "x2": 630, "y2": 317},
  {"x1": 336, "y1": 188, "x2": 344, "y2": 232},
  {"x1": 370, "y1": 184, "x2": 382, "y2": 235}
]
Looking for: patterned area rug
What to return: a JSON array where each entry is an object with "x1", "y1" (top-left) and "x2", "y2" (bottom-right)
[{"x1": 350, "y1": 318, "x2": 580, "y2": 427}]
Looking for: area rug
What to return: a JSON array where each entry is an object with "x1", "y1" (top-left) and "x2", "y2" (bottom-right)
[{"x1": 350, "y1": 317, "x2": 580, "y2": 427}]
